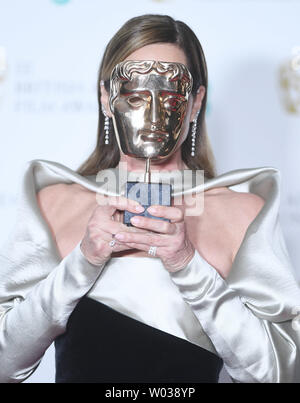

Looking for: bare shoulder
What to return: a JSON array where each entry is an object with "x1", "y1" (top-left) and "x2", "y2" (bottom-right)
[
  {"x1": 37, "y1": 182, "x2": 90, "y2": 214},
  {"x1": 37, "y1": 182, "x2": 97, "y2": 238},
  {"x1": 224, "y1": 188, "x2": 265, "y2": 224},
  {"x1": 37, "y1": 183, "x2": 69, "y2": 209},
  {"x1": 231, "y1": 190, "x2": 265, "y2": 214},
  {"x1": 200, "y1": 187, "x2": 265, "y2": 277},
  {"x1": 205, "y1": 186, "x2": 265, "y2": 218}
]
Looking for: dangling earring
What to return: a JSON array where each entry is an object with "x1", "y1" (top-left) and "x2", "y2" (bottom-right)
[
  {"x1": 191, "y1": 110, "x2": 200, "y2": 157},
  {"x1": 101, "y1": 105, "x2": 110, "y2": 145}
]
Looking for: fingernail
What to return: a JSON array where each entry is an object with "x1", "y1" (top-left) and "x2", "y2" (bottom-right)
[
  {"x1": 135, "y1": 204, "x2": 144, "y2": 212},
  {"x1": 131, "y1": 216, "x2": 140, "y2": 224}
]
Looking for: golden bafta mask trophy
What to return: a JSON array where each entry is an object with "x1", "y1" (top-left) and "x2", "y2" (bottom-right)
[{"x1": 109, "y1": 60, "x2": 193, "y2": 225}]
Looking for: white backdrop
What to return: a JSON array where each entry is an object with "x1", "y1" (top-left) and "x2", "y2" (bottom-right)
[{"x1": 0, "y1": 0, "x2": 299, "y2": 384}]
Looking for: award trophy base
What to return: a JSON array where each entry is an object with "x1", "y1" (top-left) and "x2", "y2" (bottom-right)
[{"x1": 123, "y1": 159, "x2": 172, "y2": 227}]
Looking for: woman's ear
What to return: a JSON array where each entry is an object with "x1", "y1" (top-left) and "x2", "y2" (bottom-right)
[
  {"x1": 190, "y1": 85, "x2": 206, "y2": 122},
  {"x1": 100, "y1": 81, "x2": 113, "y2": 118}
]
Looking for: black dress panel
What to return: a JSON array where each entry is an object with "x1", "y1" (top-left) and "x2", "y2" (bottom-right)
[{"x1": 55, "y1": 296, "x2": 223, "y2": 383}]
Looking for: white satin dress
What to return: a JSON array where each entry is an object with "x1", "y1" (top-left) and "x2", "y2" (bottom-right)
[{"x1": 0, "y1": 159, "x2": 300, "y2": 383}]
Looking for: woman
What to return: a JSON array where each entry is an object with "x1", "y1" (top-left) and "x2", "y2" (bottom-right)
[{"x1": 1, "y1": 14, "x2": 300, "y2": 383}]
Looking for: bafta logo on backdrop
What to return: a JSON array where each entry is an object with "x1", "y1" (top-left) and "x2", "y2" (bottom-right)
[
  {"x1": 279, "y1": 46, "x2": 300, "y2": 116},
  {"x1": 0, "y1": 46, "x2": 7, "y2": 105}
]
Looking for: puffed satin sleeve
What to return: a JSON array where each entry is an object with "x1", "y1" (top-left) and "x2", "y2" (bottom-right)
[
  {"x1": 0, "y1": 159, "x2": 111, "y2": 382},
  {"x1": 0, "y1": 242, "x2": 105, "y2": 383},
  {"x1": 170, "y1": 173, "x2": 300, "y2": 383}
]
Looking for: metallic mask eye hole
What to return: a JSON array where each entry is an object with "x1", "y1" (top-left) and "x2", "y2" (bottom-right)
[
  {"x1": 165, "y1": 97, "x2": 183, "y2": 112},
  {"x1": 164, "y1": 97, "x2": 184, "y2": 112},
  {"x1": 127, "y1": 96, "x2": 145, "y2": 108}
]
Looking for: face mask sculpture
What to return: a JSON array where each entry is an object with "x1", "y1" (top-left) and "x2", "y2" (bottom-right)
[
  {"x1": 109, "y1": 60, "x2": 193, "y2": 160},
  {"x1": 109, "y1": 60, "x2": 194, "y2": 226}
]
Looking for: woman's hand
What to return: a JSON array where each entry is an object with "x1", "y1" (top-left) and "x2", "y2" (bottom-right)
[
  {"x1": 114, "y1": 205, "x2": 195, "y2": 273},
  {"x1": 80, "y1": 195, "x2": 148, "y2": 266}
]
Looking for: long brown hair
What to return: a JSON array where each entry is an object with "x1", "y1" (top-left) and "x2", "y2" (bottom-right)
[{"x1": 77, "y1": 14, "x2": 216, "y2": 178}]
